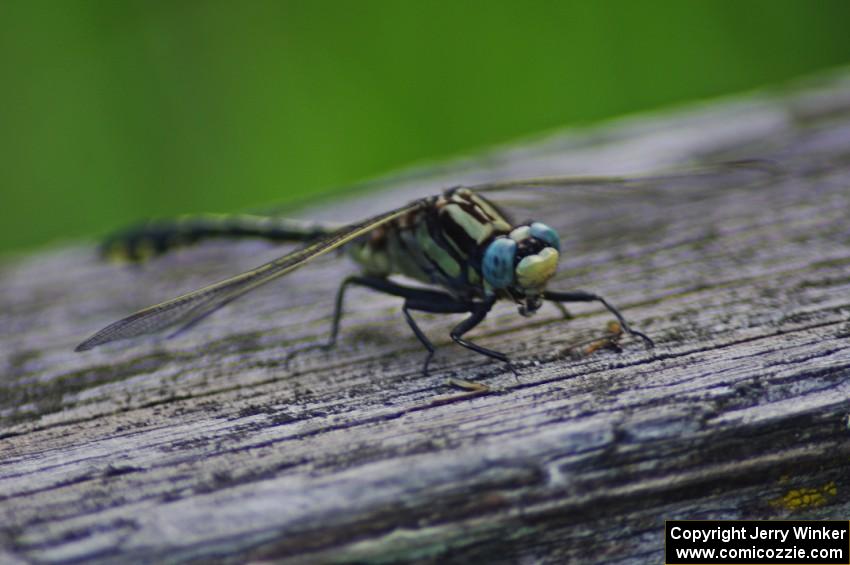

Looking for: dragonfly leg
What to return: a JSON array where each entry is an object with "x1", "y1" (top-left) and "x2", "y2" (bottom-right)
[
  {"x1": 543, "y1": 290, "x2": 654, "y2": 348},
  {"x1": 325, "y1": 276, "x2": 355, "y2": 349},
  {"x1": 314, "y1": 276, "x2": 472, "y2": 375},
  {"x1": 286, "y1": 275, "x2": 444, "y2": 368},
  {"x1": 284, "y1": 275, "x2": 369, "y2": 367},
  {"x1": 402, "y1": 306, "x2": 436, "y2": 375},
  {"x1": 326, "y1": 275, "x2": 466, "y2": 347},
  {"x1": 449, "y1": 297, "x2": 518, "y2": 376},
  {"x1": 403, "y1": 294, "x2": 474, "y2": 376},
  {"x1": 552, "y1": 302, "x2": 573, "y2": 320}
]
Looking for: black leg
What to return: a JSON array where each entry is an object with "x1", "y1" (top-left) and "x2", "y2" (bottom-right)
[
  {"x1": 328, "y1": 275, "x2": 469, "y2": 345},
  {"x1": 329, "y1": 276, "x2": 516, "y2": 375},
  {"x1": 447, "y1": 296, "x2": 517, "y2": 376},
  {"x1": 311, "y1": 275, "x2": 396, "y2": 351},
  {"x1": 407, "y1": 293, "x2": 515, "y2": 375},
  {"x1": 543, "y1": 290, "x2": 654, "y2": 348},
  {"x1": 325, "y1": 275, "x2": 355, "y2": 349},
  {"x1": 552, "y1": 302, "x2": 573, "y2": 320},
  {"x1": 285, "y1": 275, "x2": 382, "y2": 367},
  {"x1": 402, "y1": 293, "x2": 473, "y2": 376},
  {"x1": 289, "y1": 275, "x2": 475, "y2": 374},
  {"x1": 402, "y1": 305, "x2": 436, "y2": 375},
  {"x1": 294, "y1": 274, "x2": 515, "y2": 375},
  {"x1": 449, "y1": 297, "x2": 502, "y2": 360}
]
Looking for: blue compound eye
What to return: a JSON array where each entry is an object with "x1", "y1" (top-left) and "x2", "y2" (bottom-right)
[
  {"x1": 530, "y1": 222, "x2": 560, "y2": 252},
  {"x1": 482, "y1": 237, "x2": 517, "y2": 289}
]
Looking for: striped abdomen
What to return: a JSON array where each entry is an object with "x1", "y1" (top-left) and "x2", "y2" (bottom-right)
[
  {"x1": 101, "y1": 214, "x2": 336, "y2": 262},
  {"x1": 348, "y1": 188, "x2": 514, "y2": 298}
]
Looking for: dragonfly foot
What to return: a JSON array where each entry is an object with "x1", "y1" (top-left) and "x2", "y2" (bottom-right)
[
  {"x1": 553, "y1": 302, "x2": 573, "y2": 320},
  {"x1": 420, "y1": 351, "x2": 435, "y2": 377},
  {"x1": 505, "y1": 360, "x2": 520, "y2": 382},
  {"x1": 629, "y1": 328, "x2": 655, "y2": 349}
]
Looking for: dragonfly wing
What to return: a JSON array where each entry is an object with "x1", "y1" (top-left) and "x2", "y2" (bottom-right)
[
  {"x1": 468, "y1": 160, "x2": 783, "y2": 204},
  {"x1": 467, "y1": 159, "x2": 785, "y2": 287},
  {"x1": 76, "y1": 201, "x2": 423, "y2": 351}
]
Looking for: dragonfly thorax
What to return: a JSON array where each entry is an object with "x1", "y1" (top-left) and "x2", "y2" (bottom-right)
[{"x1": 482, "y1": 222, "x2": 561, "y2": 315}]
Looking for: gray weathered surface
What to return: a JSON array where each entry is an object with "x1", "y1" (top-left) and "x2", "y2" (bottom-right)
[{"x1": 2, "y1": 70, "x2": 850, "y2": 564}]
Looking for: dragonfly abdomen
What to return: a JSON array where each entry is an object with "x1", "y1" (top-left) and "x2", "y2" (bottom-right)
[{"x1": 101, "y1": 214, "x2": 337, "y2": 262}]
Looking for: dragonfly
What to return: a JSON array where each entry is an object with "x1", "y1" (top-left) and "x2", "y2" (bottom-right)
[{"x1": 76, "y1": 161, "x2": 776, "y2": 374}]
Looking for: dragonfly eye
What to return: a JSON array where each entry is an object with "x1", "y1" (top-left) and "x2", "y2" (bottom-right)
[
  {"x1": 516, "y1": 247, "x2": 559, "y2": 289},
  {"x1": 530, "y1": 222, "x2": 560, "y2": 252},
  {"x1": 483, "y1": 237, "x2": 517, "y2": 289}
]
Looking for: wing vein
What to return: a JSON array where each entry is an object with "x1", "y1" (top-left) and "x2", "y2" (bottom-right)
[{"x1": 76, "y1": 201, "x2": 423, "y2": 351}]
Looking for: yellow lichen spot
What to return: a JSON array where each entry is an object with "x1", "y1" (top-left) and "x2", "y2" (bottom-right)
[
  {"x1": 769, "y1": 481, "x2": 837, "y2": 511},
  {"x1": 516, "y1": 247, "x2": 559, "y2": 289}
]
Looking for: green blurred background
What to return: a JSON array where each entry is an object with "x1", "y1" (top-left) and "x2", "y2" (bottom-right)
[{"x1": 2, "y1": 0, "x2": 850, "y2": 255}]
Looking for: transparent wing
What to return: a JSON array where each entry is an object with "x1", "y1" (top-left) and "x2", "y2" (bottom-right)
[
  {"x1": 466, "y1": 159, "x2": 783, "y2": 208},
  {"x1": 468, "y1": 160, "x2": 787, "y2": 234},
  {"x1": 76, "y1": 201, "x2": 423, "y2": 351},
  {"x1": 467, "y1": 159, "x2": 785, "y2": 286}
]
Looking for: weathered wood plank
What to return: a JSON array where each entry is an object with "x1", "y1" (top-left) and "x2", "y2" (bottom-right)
[{"x1": 2, "y1": 70, "x2": 850, "y2": 564}]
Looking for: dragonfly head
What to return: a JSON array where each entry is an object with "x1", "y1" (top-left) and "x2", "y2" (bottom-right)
[{"x1": 482, "y1": 222, "x2": 561, "y2": 316}]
